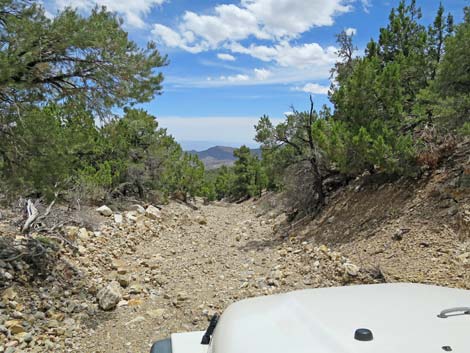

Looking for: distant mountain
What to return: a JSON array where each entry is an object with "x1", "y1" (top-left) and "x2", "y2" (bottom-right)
[{"x1": 188, "y1": 146, "x2": 261, "y2": 169}]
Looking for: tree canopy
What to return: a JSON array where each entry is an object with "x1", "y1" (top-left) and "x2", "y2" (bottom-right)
[
  {"x1": 254, "y1": 1, "x2": 469, "y2": 217},
  {"x1": 0, "y1": 0, "x2": 167, "y2": 117},
  {"x1": 0, "y1": 1, "x2": 207, "y2": 204}
]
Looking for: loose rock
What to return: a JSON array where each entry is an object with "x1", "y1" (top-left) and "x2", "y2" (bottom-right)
[
  {"x1": 97, "y1": 282, "x2": 122, "y2": 311},
  {"x1": 96, "y1": 205, "x2": 113, "y2": 217}
]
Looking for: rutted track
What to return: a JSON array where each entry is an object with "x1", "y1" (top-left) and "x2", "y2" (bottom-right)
[{"x1": 72, "y1": 200, "x2": 367, "y2": 353}]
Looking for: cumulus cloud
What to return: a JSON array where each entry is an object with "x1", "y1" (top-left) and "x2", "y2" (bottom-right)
[
  {"x1": 293, "y1": 83, "x2": 330, "y2": 95},
  {"x1": 53, "y1": 0, "x2": 167, "y2": 28},
  {"x1": 181, "y1": 4, "x2": 267, "y2": 46},
  {"x1": 240, "y1": 0, "x2": 351, "y2": 38},
  {"x1": 150, "y1": 1, "x2": 368, "y2": 88},
  {"x1": 217, "y1": 53, "x2": 236, "y2": 61},
  {"x1": 151, "y1": 0, "x2": 356, "y2": 51},
  {"x1": 229, "y1": 41, "x2": 337, "y2": 69},
  {"x1": 152, "y1": 24, "x2": 207, "y2": 53}
]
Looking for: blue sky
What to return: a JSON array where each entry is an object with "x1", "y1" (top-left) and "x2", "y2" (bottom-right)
[{"x1": 43, "y1": 0, "x2": 468, "y2": 150}]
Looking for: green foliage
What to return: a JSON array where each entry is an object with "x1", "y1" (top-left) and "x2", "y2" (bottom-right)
[
  {"x1": 232, "y1": 146, "x2": 267, "y2": 199},
  {"x1": 460, "y1": 122, "x2": 470, "y2": 136},
  {"x1": 258, "y1": 0, "x2": 470, "y2": 196},
  {"x1": 0, "y1": 103, "x2": 101, "y2": 199},
  {"x1": 436, "y1": 10, "x2": 470, "y2": 97},
  {"x1": 0, "y1": 1, "x2": 211, "y2": 203},
  {"x1": 212, "y1": 166, "x2": 235, "y2": 200},
  {"x1": 0, "y1": 0, "x2": 167, "y2": 116},
  {"x1": 0, "y1": 103, "x2": 209, "y2": 201},
  {"x1": 169, "y1": 153, "x2": 205, "y2": 201},
  {"x1": 327, "y1": 1, "x2": 463, "y2": 177},
  {"x1": 204, "y1": 148, "x2": 268, "y2": 201},
  {"x1": 255, "y1": 102, "x2": 329, "y2": 214},
  {"x1": 414, "y1": 9, "x2": 470, "y2": 133}
]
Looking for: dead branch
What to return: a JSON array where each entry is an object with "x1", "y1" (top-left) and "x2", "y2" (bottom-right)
[
  {"x1": 21, "y1": 195, "x2": 57, "y2": 233},
  {"x1": 36, "y1": 198, "x2": 56, "y2": 222},
  {"x1": 22, "y1": 199, "x2": 39, "y2": 233}
]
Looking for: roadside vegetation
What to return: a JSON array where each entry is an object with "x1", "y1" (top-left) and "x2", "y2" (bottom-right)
[
  {"x1": 210, "y1": 1, "x2": 470, "y2": 218},
  {"x1": 1, "y1": 0, "x2": 469, "y2": 214},
  {"x1": 0, "y1": 0, "x2": 205, "y2": 205}
]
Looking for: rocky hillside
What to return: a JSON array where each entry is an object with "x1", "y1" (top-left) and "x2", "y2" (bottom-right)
[{"x1": 0, "y1": 142, "x2": 468, "y2": 353}]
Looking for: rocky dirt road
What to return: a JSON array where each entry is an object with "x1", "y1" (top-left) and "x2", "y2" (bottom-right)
[
  {"x1": 70, "y1": 200, "x2": 365, "y2": 353},
  {"x1": 1, "y1": 185, "x2": 468, "y2": 353}
]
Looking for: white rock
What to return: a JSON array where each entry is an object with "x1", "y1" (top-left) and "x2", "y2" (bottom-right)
[
  {"x1": 114, "y1": 214, "x2": 123, "y2": 224},
  {"x1": 343, "y1": 263, "x2": 360, "y2": 277},
  {"x1": 97, "y1": 281, "x2": 122, "y2": 311},
  {"x1": 125, "y1": 211, "x2": 138, "y2": 222},
  {"x1": 130, "y1": 204, "x2": 146, "y2": 214},
  {"x1": 145, "y1": 205, "x2": 161, "y2": 220},
  {"x1": 78, "y1": 228, "x2": 89, "y2": 241},
  {"x1": 96, "y1": 205, "x2": 113, "y2": 217}
]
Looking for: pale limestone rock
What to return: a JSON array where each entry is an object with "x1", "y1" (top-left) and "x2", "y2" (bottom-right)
[
  {"x1": 145, "y1": 205, "x2": 161, "y2": 220},
  {"x1": 97, "y1": 281, "x2": 122, "y2": 311},
  {"x1": 114, "y1": 214, "x2": 123, "y2": 224},
  {"x1": 96, "y1": 205, "x2": 113, "y2": 217}
]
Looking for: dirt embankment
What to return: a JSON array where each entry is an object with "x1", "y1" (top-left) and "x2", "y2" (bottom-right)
[
  {"x1": 287, "y1": 140, "x2": 470, "y2": 287},
  {"x1": 0, "y1": 142, "x2": 469, "y2": 353}
]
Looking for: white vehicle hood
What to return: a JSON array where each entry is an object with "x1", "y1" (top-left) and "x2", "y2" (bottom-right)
[
  {"x1": 204, "y1": 283, "x2": 470, "y2": 353},
  {"x1": 171, "y1": 331, "x2": 207, "y2": 353}
]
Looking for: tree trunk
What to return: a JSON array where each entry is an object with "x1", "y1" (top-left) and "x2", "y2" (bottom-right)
[{"x1": 310, "y1": 158, "x2": 325, "y2": 212}]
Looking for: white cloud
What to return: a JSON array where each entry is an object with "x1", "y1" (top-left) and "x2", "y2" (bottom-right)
[
  {"x1": 217, "y1": 53, "x2": 236, "y2": 61},
  {"x1": 53, "y1": 0, "x2": 167, "y2": 28},
  {"x1": 293, "y1": 83, "x2": 330, "y2": 95},
  {"x1": 240, "y1": 0, "x2": 351, "y2": 38},
  {"x1": 170, "y1": 65, "x2": 332, "y2": 88},
  {"x1": 345, "y1": 27, "x2": 357, "y2": 36},
  {"x1": 254, "y1": 68, "x2": 272, "y2": 80},
  {"x1": 229, "y1": 41, "x2": 337, "y2": 69},
  {"x1": 220, "y1": 74, "x2": 250, "y2": 82},
  {"x1": 151, "y1": 0, "x2": 356, "y2": 50},
  {"x1": 216, "y1": 68, "x2": 271, "y2": 84},
  {"x1": 150, "y1": 0, "x2": 364, "y2": 87},
  {"x1": 152, "y1": 24, "x2": 207, "y2": 53},
  {"x1": 360, "y1": 0, "x2": 371, "y2": 13},
  {"x1": 181, "y1": 4, "x2": 267, "y2": 47}
]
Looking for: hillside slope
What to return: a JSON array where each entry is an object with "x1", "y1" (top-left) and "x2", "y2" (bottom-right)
[
  {"x1": 261, "y1": 139, "x2": 470, "y2": 287},
  {"x1": 188, "y1": 146, "x2": 261, "y2": 169}
]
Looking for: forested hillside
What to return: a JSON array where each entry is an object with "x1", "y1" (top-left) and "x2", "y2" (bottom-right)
[
  {"x1": 202, "y1": 1, "x2": 470, "y2": 211},
  {"x1": 0, "y1": 0, "x2": 206, "y2": 205},
  {"x1": 251, "y1": 1, "x2": 470, "y2": 217},
  {"x1": 188, "y1": 146, "x2": 261, "y2": 169}
]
